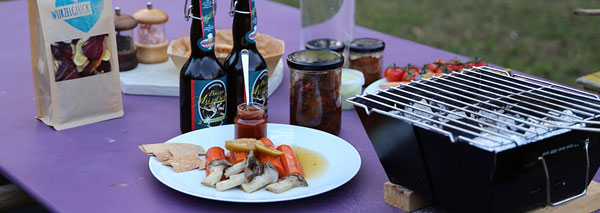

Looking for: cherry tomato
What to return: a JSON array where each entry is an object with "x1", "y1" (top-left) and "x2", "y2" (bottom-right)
[
  {"x1": 384, "y1": 64, "x2": 405, "y2": 82},
  {"x1": 403, "y1": 64, "x2": 421, "y2": 81}
]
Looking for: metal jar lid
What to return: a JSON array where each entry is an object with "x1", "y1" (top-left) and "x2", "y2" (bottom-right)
[
  {"x1": 305, "y1": 38, "x2": 345, "y2": 53},
  {"x1": 287, "y1": 50, "x2": 344, "y2": 71},
  {"x1": 114, "y1": 7, "x2": 138, "y2": 31},
  {"x1": 349, "y1": 38, "x2": 385, "y2": 53}
]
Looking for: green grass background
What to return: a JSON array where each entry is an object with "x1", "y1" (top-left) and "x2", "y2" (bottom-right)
[{"x1": 274, "y1": 0, "x2": 600, "y2": 86}]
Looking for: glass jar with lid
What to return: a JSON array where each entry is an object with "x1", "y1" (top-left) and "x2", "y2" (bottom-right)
[
  {"x1": 305, "y1": 38, "x2": 348, "y2": 67},
  {"x1": 114, "y1": 7, "x2": 138, "y2": 71},
  {"x1": 235, "y1": 102, "x2": 267, "y2": 140},
  {"x1": 305, "y1": 38, "x2": 345, "y2": 54},
  {"x1": 348, "y1": 38, "x2": 385, "y2": 86},
  {"x1": 287, "y1": 50, "x2": 344, "y2": 135},
  {"x1": 133, "y1": 2, "x2": 169, "y2": 64}
]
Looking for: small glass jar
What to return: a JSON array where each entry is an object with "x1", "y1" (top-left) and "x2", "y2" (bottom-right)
[
  {"x1": 114, "y1": 7, "x2": 138, "y2": 71},
  {"x1": 305, "y1": 38, "x2": 345, "y2": 54},
  {"x1": 305, "y1": 38, "x2": 348, "y2": 67},
  {"x1": 234, "y1": 103, "x2": 267, "y2": 139},
  {"x1": 287, "y1": 50, "x2": 344, "y2": 135},
  {"x1": 341, "y1": 68, "x2": 364, "y2": 110},
  {"x1": 348, "y1": 38, "x2": 385, "y2": 86}
]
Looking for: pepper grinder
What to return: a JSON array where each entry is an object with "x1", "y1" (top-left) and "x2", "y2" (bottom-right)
[
  {"x1": 133, "y1": 2, "x2": 169, "y2": 64},
  {"x1": 114, "y1": 7, "x2": 138, "y2": 71}
]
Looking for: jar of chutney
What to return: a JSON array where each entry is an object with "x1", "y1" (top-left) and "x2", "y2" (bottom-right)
[{"x1": 287, "y1": 50, "x2": 344, "y2": 135}]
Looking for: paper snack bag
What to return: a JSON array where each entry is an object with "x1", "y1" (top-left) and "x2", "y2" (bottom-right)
[{"x1": 28, "y1": 0, "x2": 123, "y2": 130}]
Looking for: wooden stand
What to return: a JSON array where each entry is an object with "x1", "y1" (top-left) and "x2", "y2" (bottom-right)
[
  {"x1": 383, "y1": 182, "x2": 431, "y2": 212},
  {"x1": 531, "y1": 181, "x2": 600, "y2": 213},
  {"x1": 384, "y1": 181, "x2": 600, "y2": 212}
]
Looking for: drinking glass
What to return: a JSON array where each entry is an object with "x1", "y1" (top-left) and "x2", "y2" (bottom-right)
[{"x1": 300, "y1": 0, "x2": 355, "y2": 49}]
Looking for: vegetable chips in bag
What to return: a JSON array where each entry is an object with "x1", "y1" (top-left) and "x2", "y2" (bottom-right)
[{"x1": 28, "y1": 0, "x2": 123, "y2": 130}]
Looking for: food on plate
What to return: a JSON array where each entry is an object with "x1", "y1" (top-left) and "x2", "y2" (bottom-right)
[
  {"x1": 404, "y1": 64, "x2": 421, "y2": 82},
  {"x1": 193, "y1": 138, "x2": 311, "y2": 193},
  {"x1": 256, "y1": 138, "x2": 285, "y2": 177},
  {"x1": 216, "y1": 172, "x2": 247, "y2": 191},
  {"x1": 379, "y1": 81, "x2": 410, "y2": 88},
  {"x1": 384, "y1": 64, "x2": 404, "y2": 82},
  {"x1": 254, "y1": 140, "x2": 283, "y2": 156},
  {"x1": 261, "y1": 145, "x2": 308, "y2": 193},
  {"x1": 225, "y1": 138, "x2": 258, "y2": 152},
  {"x1": 241, "y1": 162, "x2": 280, "y2": 193},
  {"x1": 243, "y1": 151, "x2": 263, "y2": 181},
  {"x1": 139, "y1": 143, "x2": 206, "y2": 156},
  {"x1": 276, "y1": 145, "x2": 304, "y2": 177},
  {"x1": 145, "y1": 137, "x2": 316, "y2": 193},
  {"x1": 164, "y1": 154, "x2": 203, "y2": 173},
  {"x1": 265, "y1": 174, "x2": 308, "y2": 194},
  {"x1": 228, "y1": 151, "x2": 249, "y2": 164},
  {"x1": 217, "y1": 152, "x2": 256, "y2": 191},
  {"x1": 139, "y1": 143, "x2": 206, "y2": 172},
  {"x1": 202, "y1": 147, "x2": 231, "y2": 187},
  {"x1": 382, "y1": 64, "x2": 419, "y2": 82},
  {"x1": 224, "y1": 151, "x2": 251, "y2": 178},
  {"x1": 381, "y1": 58, "x2": 489, "y2": 88}
]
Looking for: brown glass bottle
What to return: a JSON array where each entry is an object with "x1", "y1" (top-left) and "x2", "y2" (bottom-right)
[
  {"x1": 180, "y1": 0, "x2": 226, "y2": 133},
  {"x1": 224, "y1": 0, "x2": 268, "y2": 124}
]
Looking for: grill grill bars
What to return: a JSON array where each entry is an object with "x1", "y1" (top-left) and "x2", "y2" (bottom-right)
[{"x1": 349, "y1": 66, "x2": 600, "y2": 152}]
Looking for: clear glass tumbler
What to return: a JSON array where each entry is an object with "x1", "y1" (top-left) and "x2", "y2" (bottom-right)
[{"x1": 300, "y1": 0, "x2": 355, "y2": 49}]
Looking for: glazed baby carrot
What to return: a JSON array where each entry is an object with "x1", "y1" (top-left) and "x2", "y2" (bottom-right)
[
  {"x1": 205, "y1": 147, "x2": 226, "y2": 176},
  {"x1": 229, "y1": 151, "x2": 248, "y2": 164},
  {"x1": 258, "y1": 138, "x2": 285, "y2": 177},
  {"x1": 276, "y1": 145, "x2": 304, "y2": 177}
]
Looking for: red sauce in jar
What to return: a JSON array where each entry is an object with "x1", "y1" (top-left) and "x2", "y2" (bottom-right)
[{"x1": 234, "y1": 103, "x2": 267, "y2": 139}]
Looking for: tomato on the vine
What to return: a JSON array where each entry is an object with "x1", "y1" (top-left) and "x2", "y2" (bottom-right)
[{"x1": 384, "y1": 63, "x2": 405, "y2": 82}]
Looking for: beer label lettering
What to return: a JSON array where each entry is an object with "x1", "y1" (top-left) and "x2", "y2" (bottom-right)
[
  {"x1": 191, "y1": 75, "x2": 227, "y2": 130},
  {"x1": 249, "y1": 69, "x2": 268, "y2": 112}
]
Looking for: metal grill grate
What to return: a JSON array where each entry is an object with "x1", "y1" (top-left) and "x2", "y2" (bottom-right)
[{"x1": 349, "y1": 66, "x2": 600, "y2": 152}]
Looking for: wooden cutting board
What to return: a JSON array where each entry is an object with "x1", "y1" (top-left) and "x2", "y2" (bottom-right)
[{"x1": 119, "y1": 59, "x2": 284, "y2": 97}]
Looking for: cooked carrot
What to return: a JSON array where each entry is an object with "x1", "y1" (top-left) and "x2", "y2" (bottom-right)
[
  {"x1": 205, "y1": 147, "x2": 226, "y2": 176},
  {"x1": 277, "y1": 145, "x2": 304, "y2": 177},
  {"x1": 229, "y1": 151, "x2": 248, "y2": 164},
  {"x1": 258, "y1": 138, "x2": 285, "y2": 177}
]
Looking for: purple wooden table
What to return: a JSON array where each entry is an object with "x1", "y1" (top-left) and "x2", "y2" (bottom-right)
[{"x1": 1, "y1": 0, "x2": 598, "y2": 212}]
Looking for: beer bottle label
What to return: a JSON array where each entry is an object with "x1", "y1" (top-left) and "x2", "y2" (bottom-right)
[
  {"x1": 249, "y1": 69, "x2": 268, "y2": 111},
  {"x1": 245, "y1": 0, "x2": 257, "y2": 44},
  {"x1": 198, "y1": 0, "x2": 216, "y2": 51},
  {"x1": 191, "y1": 75, "x2": 227, "y2": 130}
]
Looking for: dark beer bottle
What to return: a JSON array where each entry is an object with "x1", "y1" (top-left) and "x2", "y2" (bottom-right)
[
  {"x1": 225, "y1": 0, "x2": 268, "y2": 124},
  {"x1": 180, "y1": 0, "x2": 227, "y2": 133}
]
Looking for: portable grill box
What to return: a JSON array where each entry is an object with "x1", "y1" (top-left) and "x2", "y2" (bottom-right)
[{"x1": 351, "y1": 67, "x2": 600, "y2": 212}]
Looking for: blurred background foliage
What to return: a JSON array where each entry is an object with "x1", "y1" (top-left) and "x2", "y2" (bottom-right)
[{"x1": 273, "y1": 0, "x2": 600, "y2": 86}]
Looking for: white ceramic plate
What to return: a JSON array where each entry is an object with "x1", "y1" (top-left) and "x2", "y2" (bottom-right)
[
  {"x1": 363, "y1": 78, "x2": 387, "y2": 95},
  {"x1": 149, "y1": 123, "x2": 361, "y2": 203}
]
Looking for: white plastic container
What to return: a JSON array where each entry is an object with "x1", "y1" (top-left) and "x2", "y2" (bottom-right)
[{"x1": 341, "y1": 68, "x2": 364, "y2": 110}]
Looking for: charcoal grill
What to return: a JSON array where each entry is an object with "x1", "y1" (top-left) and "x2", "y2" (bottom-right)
[{"x1": 349, "y1": 66, "x2": 600, "y2": 212}]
